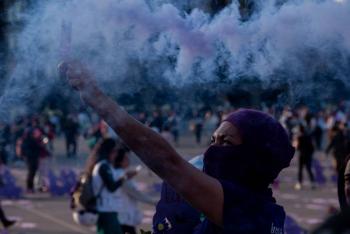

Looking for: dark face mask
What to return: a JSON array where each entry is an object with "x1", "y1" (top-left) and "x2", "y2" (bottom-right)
[
  {"x1": 203, "y1": 144, "x2": 254, "y2": 185},
  {"x1": 203, "y1": 144, "x2": 273, "y2": 190}
]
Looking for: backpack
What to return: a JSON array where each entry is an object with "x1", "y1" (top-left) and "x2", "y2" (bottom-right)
[
  {"x1": 71, "y1": 173, "x2": 103, "y2": 211},
  {"x1": 71, "y1": 173, "x2": 104, "y2": 226}
]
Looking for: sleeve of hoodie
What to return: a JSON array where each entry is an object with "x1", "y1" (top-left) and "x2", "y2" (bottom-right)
[{"x1": 99, "y1": 163, "x2": 123, "y2": 192}]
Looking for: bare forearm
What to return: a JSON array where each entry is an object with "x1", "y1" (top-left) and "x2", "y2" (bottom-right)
[
  {"x1": 80, "y1": 87, "x2": 183, "y2": 179},
  {"x1": 62, "y1": 62, "x2": 223, "y2": 225}
]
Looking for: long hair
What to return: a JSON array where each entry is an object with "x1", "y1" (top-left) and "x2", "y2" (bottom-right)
[
  {"x1": 84, "y1": 138, "x2": 116, "y2": 175},
  {"x1": 84, "y1": 138, "x2": 129, "y2": 174}
]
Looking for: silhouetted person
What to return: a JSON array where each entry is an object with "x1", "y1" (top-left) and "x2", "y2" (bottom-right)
[
  {"x1": 193, "y1": 113, "x2": 203, "y2": 145},
  {"x1": 150, "y1": 111, "x2": 164, "y2": 133},
  {"x1": 312, "y1": 156, "x2": 350, "y2": 234},
  {"x1": 0, "y1": 154, "x2": 16, "y2": 229},
  {"x1": 166, "y1": 111, "x2": 179, "y2": 145},
  {"x1": 313, "y1": 124, "x2": 323, "y2": 150},
  {"x1": 295, "y1": 125, "x2": 315, "y2": 190},
  {"x1": 0, "y1": 123, "x2": 10, "y2": 164},
  {"x1": 344, "y1": 123, "x2": 350, "y2": 155},
  {"x1": 18, "y1": 118, "x2": 44, "y2": 193},
  {"x1": 63, "y1": 114, "x2": 80, "y2": 157},
  {"x1": 327, "y1": 123, "x2": 347, "y2": 174},
  {"x1": 338, "y1": 156, "x2": 350, "y2": 211}
]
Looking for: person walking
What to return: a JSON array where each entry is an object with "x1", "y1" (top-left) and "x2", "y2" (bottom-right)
[
  {"x1": 63, "y1": 114, "x2": 80, "y2": 158},
  {"x1": 295, "y1": 124, "x2": 315, "y2": 190},
  {"x1": 17, "y1": 118, "x2": 44, "y2": 193},
  {"x1": 326, "y1": 123, "x2": 348, "y2": 175}
]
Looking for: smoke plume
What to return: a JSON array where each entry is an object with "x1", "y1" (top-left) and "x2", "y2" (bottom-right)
[{"x1": 0, "y1": 0, "x2": 350, "y2": 119}]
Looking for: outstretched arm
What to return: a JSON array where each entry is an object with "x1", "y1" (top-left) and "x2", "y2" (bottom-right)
[{"x1": 59, "y1": 62, "x2": 224, "y2": 226}]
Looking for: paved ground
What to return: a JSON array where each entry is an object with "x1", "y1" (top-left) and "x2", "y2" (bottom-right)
[{"x1": 0, "y1": 134, "x2": 340, "y2": 233}]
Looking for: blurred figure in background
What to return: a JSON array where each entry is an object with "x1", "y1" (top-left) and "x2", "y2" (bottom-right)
[
  {"x1": 63, "y1": 114, "x2": 80, "y2": 158},
  {"x1": 113, "y1": 146, "x2": 157, "y2": 234},
  {"x1": 17, "y1": 117, "x2": 46, "y2": 193},
  {"x1": 78, "y1": 111, "x2": 91, "y2": 138},
  {"x1": 344, "y1": 123, "x2": 350, "y2": 156},
  {"x1": 295, "y1": 124, "x2": 315, "y2": 190},
  {"x1": 312, "y1": 156, "x2": 350, "y2": 234},
  {"x1": 36, "y1": 132, "x2": 51, "y2": 193},
  {"x1": 338, "y1": 156, "x2": 350, "y2": 211},
  {"x1": 312, "y1": 112, "x2": 326, "y2": 151},
  {"x1": 192, "y1": 112, "x2": 203, "y2": 145},
  {"x1": 44, "y1": 118, "x2": 56, "y2": 152},
  {"x1": 92, "y1": 138, "x2": 137, "y2": 234},
  {"x1": 327, "y1": 122, "x2": 348, "y2": 175},
  {"x1": 0, "y1": 123, "x2": 11, "y2": 165},
  {"x1": 150, "y1": 111, "x2": 164, "y2": 133},
  {"x1": 204, "y1": 111, "x2": 219, "y2": 145},
  {"x1": 166, "y1": 111, "x2": 179, "y2": 145},
  {"x1": 344, "y1": 157, "x2": 350, "y2": 208},
  {"x1": 85, "y1": 120, "x2": 112, "y2": 150},
  {"x1": 0, "y1": 151, "x2": 16, "y2": 229},
  {"x1": 12, "y1": 117, "x2": 26, "y2": 160},
  {"x1": 279, "y1": 106, "x2": 294, "y2": 139}
]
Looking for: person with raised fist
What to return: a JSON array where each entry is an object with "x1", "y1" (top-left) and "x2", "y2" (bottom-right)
[{"x1": 59, "y1": 61, "x2": 294, "y2": 234}]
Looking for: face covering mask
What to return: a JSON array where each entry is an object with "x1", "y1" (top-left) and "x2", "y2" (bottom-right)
[
  {"x1": 203, "y1": 144, "x2": 255, "y2": 185},
  {"x1": 203, "y1": 144, "x2": 276, "y2": 190}
]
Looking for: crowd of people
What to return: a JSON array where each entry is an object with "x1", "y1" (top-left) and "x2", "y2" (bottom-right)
[
  {"x1": 277, "y1": 105, "x2": 350, "y2": 191},
  {"x1": 59, "y1": 60, "x2": 350, "y2": 234},
  {"x1": 0, "y1": 101, "x2": 350, "y2": 232},
  {"x1": 0, "y1": 109, "x2": 169, "y2": 190}
]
